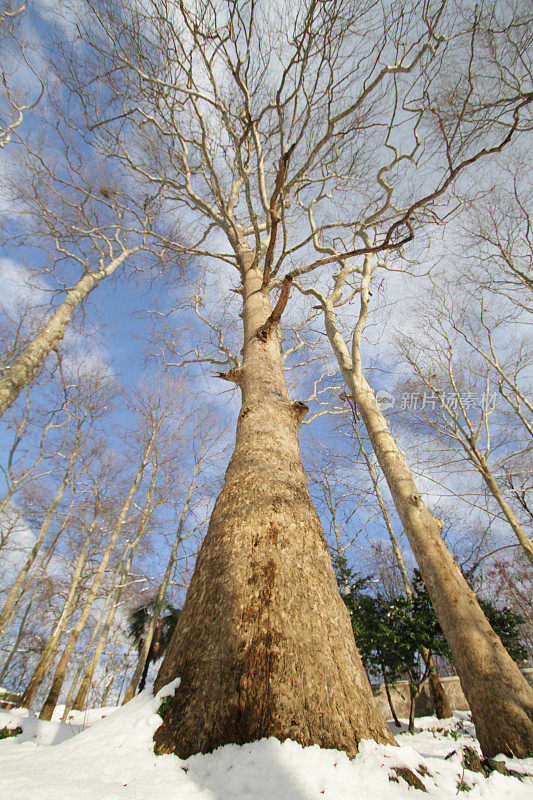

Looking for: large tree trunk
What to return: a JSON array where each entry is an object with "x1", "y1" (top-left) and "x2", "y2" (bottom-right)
[
  {"x1": 154, "y1": 254, "x2": 394, "y2": 759},
  {"x1": 346, "y1": 372, "x2": 533, "y2": 758}
]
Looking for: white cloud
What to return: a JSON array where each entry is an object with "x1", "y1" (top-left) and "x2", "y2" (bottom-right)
[{"x1": 0, "y1": 257, "x2": 49, "y2": 313}]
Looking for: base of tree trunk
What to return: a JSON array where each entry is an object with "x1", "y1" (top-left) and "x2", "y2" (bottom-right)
[
  {"x1": 383, "y1": 678, "x2": 401, "y2": 727},
  {"x1": 428, "y1": 671, "x2": 452, "y2": 720},
  {"x1": 421, "y1": 650, "x2": 452, "y2": 720}
]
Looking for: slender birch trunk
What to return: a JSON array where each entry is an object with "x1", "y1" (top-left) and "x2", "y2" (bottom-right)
[
  {"x1": 353, "y1": 424, "x2": 452, "y2": 719},
  {"x1": 37, "y1": 540, "x2": 131, "y2": 720},
  {"x1": 37, "y1": 430, "x2": 159, "y2": 720},
  {"x1": 19, "y1": 513, "x2": 96, "y2": 708},
  {"x1": 122, "y1": 462, "x2": 199, "y2": 704},
  {"x1": 0, "y1": 589, "x2": 38, "y2": 684},
  {"x1": 60, "y1": 596, "x2": 111, "y2": 721},
  {"x1": 336, "y1": 368, "x2": 533, "y2": 756},
  {"x1": 154, "y1": 246, "x2": 395, "y2": 759},
  {"x1": 69, "y1": 550, "x2": 133, "y2": 713},
  {"x1": 383, "y1": 673, "x2": 401, "y2": 727},
  {"x1": 73, "y1": 467, "x2": 159, "y2": 711},
  {"x1": 473, "y1": 449, "x2": 533, "y2": 566},
  {"x1": 0, "y1": 426, "x2": 83, "y2": 636},
  {"x1": 0, "y1": 252, "x2": 134, "y2": 418}
]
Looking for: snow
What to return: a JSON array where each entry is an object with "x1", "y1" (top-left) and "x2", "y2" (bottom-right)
[{"x1": 1, "y1": 683, "x2": 531, "y2": 800}]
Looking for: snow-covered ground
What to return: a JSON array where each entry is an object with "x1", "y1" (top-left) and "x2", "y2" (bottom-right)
[{"x1": 1, "y1": 682, "x2": 531, "y2": 800}]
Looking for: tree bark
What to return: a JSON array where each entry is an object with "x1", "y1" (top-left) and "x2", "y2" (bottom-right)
[
  {"x1": 154, "y1": 249, "x2": 395, "y2": 759},
  {"x1": 345, "y1": 372, "x2": 533, "y2": 757},
  {"x1": 0, "y1": 253, "x2": 132, "y2": 418}
]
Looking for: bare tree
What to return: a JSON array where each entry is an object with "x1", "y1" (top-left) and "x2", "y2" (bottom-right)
[
  {"x1": 27, "y1": 382, "x2": 176, "y2": 717},
  {"x1": 458, "y1": 157, "x2": 533, "y2": 308},
  {"x1": 59, "y1": 574, "x2": 116, "y2": 721},
  {"x1": 0, "y1": 385, "x2": 67, "y2": 526},
  {"x1": 398, "y1": 300, "x2": 533, "y2": 564},
  {"x1": 39, "y1": 463, "x2": 158, "y2": 720},
  {"x1": 0, "y1": 106, "x2": 185, "y2": 416},
  {"x1": 308, "y1": 402, "x2": 453, "y2": 719},
  {"x1": 300, "y1": 245, "x2": 533, "y2": 756},
  {"x1": 17, "y1": 458, "x2": 111, "y2": 709},
  {"x1": 349, "y1": 411, "x2": 453, "y2": 719},
  {"x1": 18, "y1": 0, "x2": 533, "y2": 757},
  {"x1": 0, "y1": 369, "x2": 108, "y2": 637}
]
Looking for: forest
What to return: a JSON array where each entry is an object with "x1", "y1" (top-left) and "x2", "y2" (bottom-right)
[{"x1": 0, "y1": 1, "x2": 532, "y2": 798}]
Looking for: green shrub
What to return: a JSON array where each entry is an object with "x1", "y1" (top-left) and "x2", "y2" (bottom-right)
[
  {"x1": 0, "y1": 726, "x2": 22, "y2": 740},
  {"x1": 157, "y1": 697, "x2": 173, "y2": 719}
]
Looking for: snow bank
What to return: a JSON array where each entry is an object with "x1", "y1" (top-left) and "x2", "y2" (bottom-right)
[{"x1": 1, "y1": 685, "x2": 531, "y2": 800}]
